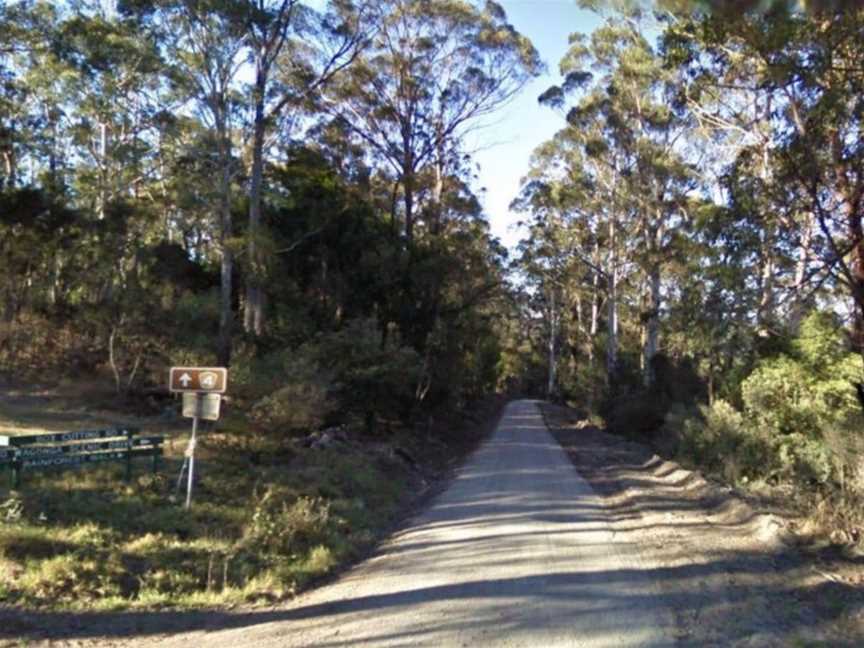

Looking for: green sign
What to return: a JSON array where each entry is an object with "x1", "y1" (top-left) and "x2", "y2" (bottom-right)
[
  {"x1": 0, "y1": 427, "x2": 136, "y2": 447},
  {"x1": 6, "y1": 437, "x2": 162, "y2": 461},
  {"x1": 0, "y1": 427, "x2": 162, "y2": 488}
]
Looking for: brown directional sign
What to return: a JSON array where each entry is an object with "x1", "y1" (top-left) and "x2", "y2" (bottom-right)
[{"x1": 169, "y1": 367, "x2": 228, "y2": 393}]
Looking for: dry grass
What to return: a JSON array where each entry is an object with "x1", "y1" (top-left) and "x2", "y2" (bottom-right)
[{"x1": 0, "y1": 378, "x2": 184, "y2": 437}]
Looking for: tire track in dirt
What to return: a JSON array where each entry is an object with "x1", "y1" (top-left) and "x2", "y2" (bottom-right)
[{"x1": 542, "y1": 402, "x2": 864, "y2": 647}]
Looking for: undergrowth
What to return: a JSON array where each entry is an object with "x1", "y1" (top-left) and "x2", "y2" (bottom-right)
[{"x1": 0, "y1": 436, "x2": 411, "y2": 610}]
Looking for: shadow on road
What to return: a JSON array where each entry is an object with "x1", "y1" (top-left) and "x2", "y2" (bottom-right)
[
  {"x1": 1, "y1": 557, "x2": 857, "y2": 644},
  {"x1": 2, "y1": 400, "x2": 862, "y2": 646}
]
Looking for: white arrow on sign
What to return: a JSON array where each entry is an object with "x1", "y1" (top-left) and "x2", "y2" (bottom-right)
[{"x1": 179, "y1": 373, "x2": 192, "y2": 387}]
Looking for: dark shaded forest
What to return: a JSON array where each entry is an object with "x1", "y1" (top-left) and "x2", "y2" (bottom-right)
[{"x1": 0, "y1": 0, "x2": 540, "y2": 425}]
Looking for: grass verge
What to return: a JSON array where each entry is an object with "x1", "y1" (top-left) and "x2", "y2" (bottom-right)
[{"x1": 0, "y1": 397, "x2": 503, "y2": 613}]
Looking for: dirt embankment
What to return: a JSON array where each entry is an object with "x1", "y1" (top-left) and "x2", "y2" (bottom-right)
[{"x1": 542, "y1": 402, "x2": 864, "y2": 647}]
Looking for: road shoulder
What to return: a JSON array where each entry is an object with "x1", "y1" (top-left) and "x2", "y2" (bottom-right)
[{"x1": 542, "y1": 402, "x2": 864, "y2": 647}]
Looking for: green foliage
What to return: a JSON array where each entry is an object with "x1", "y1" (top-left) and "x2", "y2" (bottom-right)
[
  {"x1": 743, "y1": 312, "x2": 861, "y2": 437},
  {"x1": 775, "y1": 433, "x2": 833, "y2": 485},
  {"x1": 249, "y1": 358, "x2": 334, "y2": 432},
  {"x1": 242, "y1": 491, "x2": 332, "y2": 557},
  {"x1": 674, "y1": 400, "x2": 773, "y2": 483},
  {"x1": 794, "y1": 311, "x2": 847, "y2": 369},
  {"x1": 669, "y1": 312, "x2": 863, "y2": 491},
  {"x1": 741, "y1": 355, "x2": 819, "y2": 435},
  {"x1": 302, "y1": 318, "x2": 422, "y2": 429}
]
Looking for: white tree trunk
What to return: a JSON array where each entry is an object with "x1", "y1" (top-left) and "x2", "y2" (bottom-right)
[
  {"x1": 606, "y1": 216, "x2": 618, "y2": 384},
  {"x1": 547, "y1": 289, "x2": 558, "y2": 400},
  {"x1": 589, "y1": 238, "x2": 600, "y2": 368},
  {"x1": 790, "y1": 211, "x2": 814, "y2": 330}
]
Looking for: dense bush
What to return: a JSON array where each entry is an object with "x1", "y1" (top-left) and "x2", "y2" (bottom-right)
[
  {"x1": 244, "y1": 317, "x2": 420, "y2": 436},
  {"x1": 242, "y1": 490, "x2": 332, "y2": 557},
  {"x1": 741, "y1": 355, "x2": 820, "y2": 436},
  {"x1": 249, "y1": 357, "x2": 334, "y2": 432},
  {"x1": 673, "y1": 400, "x2": 772, "y2": 482},
  {"x1": 302, "y1": 318, "x2": 421, "y2": 431},
  {"x1": 607, "y1": 392, "x2": 667, "y2": 438},
  {"x1": 670, "y1": 312, "x2": 863, "y2": 490}
]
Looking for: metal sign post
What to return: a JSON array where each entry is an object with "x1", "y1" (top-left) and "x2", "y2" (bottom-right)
[{"x1": 170, "y1": 367, "x2": 227, "y2": 510}]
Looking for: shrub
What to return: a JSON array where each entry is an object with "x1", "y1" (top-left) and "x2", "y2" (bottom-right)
[
  {"x1": 739, "y1": 311, "x2": 863, "y2": 487},
  {"x1": 302, "y1": 318, "x2": 421, "y2": 430},
  {"x1": 776, "y1": 433, "x2": 833, "y2": 485},
  {"x1": 607, "y1": 393, "x2": 667, "y2": 438},
  {"x1": 242, "y1": 490, "x2": 332, "y2": 557},
  {"x1": 675, "y1": 400, "x2": 775, "y2": 483},
  {"x1": 741, "y1": 355, "x2": 818, "y2": 436},
  {"x1": 249, "y1": 358, "x2": 334, "y2": 432}
]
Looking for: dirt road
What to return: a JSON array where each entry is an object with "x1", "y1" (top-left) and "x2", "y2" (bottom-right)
[
  {"x1": 7, "y1": 398, "x2": 860, "y2": 646},
  {"x1": 135, "y1": 399, "x2": 676, "y2": 647}
]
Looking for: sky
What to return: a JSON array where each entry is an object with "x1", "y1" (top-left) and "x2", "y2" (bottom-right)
[{"x1": 468, "y1": 1, "x2": 604, "y2": 251}]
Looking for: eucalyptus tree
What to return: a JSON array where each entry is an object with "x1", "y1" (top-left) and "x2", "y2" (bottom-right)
[
  {"x1": 241, "y1": 0, "x2": 370, "y2": 336},
  {"x1": 663, "y1": 1, "x2": 864, "y2": 349},
  {"x1": 0, "y1": 1, "x2": 34, "y2": 189},
  {"x1": 316, "y1": 0, "x2": 539, "y2": 402},
  {"x1": 512, "y1": 133, "x2": 608, "y2": 397},
  {"x1": 662, "y1": 4, "x2": 816, "y2": 335},
  {"x1": 55, "y1": 5, "x2": 164, "y2": 220},
  {"x1": 0, "y1": 1, "x2": 168, "y2": 318},
  {"x1": 324, "y1": 0, "x2": 541, "y2": 245},
  {"x1": 513, "y1": 203, "x2": 576, "y2": 400},
  {"x1": 768, "y1": 7, "x2": 864, "y2": 349},
  {"x1": 126, "y1": 0, "x2": 249, "y2": 365},
  {"x1": 540, "y1": 9, "x2": 695, "y2": 388},
  {"x1": 0, "y1": 2, "x2": 72, "y2": 191}
]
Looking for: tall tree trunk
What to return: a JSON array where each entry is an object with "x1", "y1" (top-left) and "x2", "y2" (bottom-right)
[
  {"x1": 589, "y1": 238, "x2": 600, "y2": 369},
  {"x1": 643, "y1": 263, "x2": 661, "y2": 388},
  {"x1": 216, "y1": 113, "x2": 233, "y2": 367},
  {"x1": 414, "y1": 138, "x2": 446, "y2": 402},
  {"x1": 756, "y1": 142, "x2": 775, "y2": 335},
  {"x1": 390, "y1": 179, "x2": 400, "y2": 237},
  {"x1": 98, "y1": 121, "x2": 108, "y2": 220},
  {"x1": 642, "y1": 218, "x2": 662, "y2": 389},
  {"x1": 846, "y1": 201, "x2": 864, "y2": 355},
  {"x1": 431, "y1": 155, "x2": 444, "y2": 236},
  {"x1": 606, "y1": 215, "x2": 618, "y2": 385},
  {"x1": 47, "y1": 105, "x2": 58, "y2": 191},
  {"x1": 244, "y1": 60, "x2": 268, "y2": 336},
  {"x1": 756, "y1": 226, "x2": 776, "y2": 334},
  {"x1": 1, "y1": 119, "x2": 15, "y2": 189},
  {"x1": 403, "y1": 170, "x2": 414, "y2": 244},
  {"x1": 547, "y1": 288, "x2": 557, "y2": 400},
  {"x1": 789, "y1": 211, "x2": 814, "y2": 330},
  {"x1": 831, "y1": 129, "x2": 864, "y2": 357}
]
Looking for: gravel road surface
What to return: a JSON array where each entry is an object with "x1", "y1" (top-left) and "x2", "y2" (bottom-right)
[{"x1": 150, "y1": 399, "x2": 675, "y2": 647}]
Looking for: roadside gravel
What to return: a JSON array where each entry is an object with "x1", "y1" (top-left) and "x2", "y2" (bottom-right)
[{"x1": 542, "y1": 402, "x2": 864, "y2": 647}]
